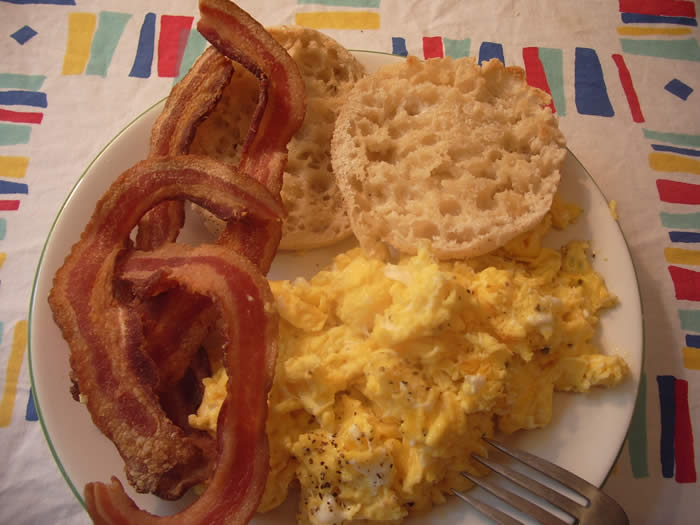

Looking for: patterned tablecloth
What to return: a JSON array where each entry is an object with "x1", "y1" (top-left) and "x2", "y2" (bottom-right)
[{"x1": 1, "y1": 1, "x2": 698, "y2": 523}]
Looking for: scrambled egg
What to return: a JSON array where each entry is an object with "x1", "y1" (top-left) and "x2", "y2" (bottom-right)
[
  {"x1": 189, "y1": 196, "x2": 628, "y2": 525},
  {"x1": 609, "y1": 199, "x2": 619, "y2": 221}
]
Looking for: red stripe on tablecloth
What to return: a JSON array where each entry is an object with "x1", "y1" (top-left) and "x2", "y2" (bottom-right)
[
  {"x1": 612, "y1": 53, "x2": 644, "y2": 123},
  {"x1": 157, "y1": 15, "x2": 194, "y2": 77},
  {"x1": 422, "y1": 36, "x2": 444, "y2": 59},
  {"x1": 657, "y1": 179, "x2": 700, "y2": 204},
  {"x1": 619, "y1": 0, "x2": 696, "y2": 18},
  {"x1": 522, "y1": 47, "x2": 555, "y2": 113},
  {"x1": 0, "y1": 200, "x2": 20, "y2": 211},
  {"x1": 0, "y1": 108, "x2": 43, "y2": 124},
  {"x1": 674, "y1": 379, "x2": 697, "y2": 482},
  {"x1": 669, "y1": 266, "x2": 700, "y2": 301}
]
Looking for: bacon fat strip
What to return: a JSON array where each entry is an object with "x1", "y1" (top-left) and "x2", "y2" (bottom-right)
[
  {"x1": 198, "y1": 0, "x2": 306, "y2": 196},
  {"x1": 49, "y1": 155, "x2": 283, "y2": 499},
  {"x1": 84, "y1": 243, "x2": 278, "y2": 525},
  {"x1": 137, "y1": 47, "x2": 234, "y2": 251}
]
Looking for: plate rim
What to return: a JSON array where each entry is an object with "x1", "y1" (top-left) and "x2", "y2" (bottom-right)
[
  {"x1": 26, "y1": 48, "x2": 646, "y2": 516},
  {"x1": 562, "y1": 148, "x2": 646, "y2": 489}
]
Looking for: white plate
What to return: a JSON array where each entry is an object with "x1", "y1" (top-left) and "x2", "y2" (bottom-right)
[{"x1": 28, "y1": 51, "x2": 643, "y2": 524}]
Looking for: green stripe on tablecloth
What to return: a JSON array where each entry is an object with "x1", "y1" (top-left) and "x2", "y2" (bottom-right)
[
  {"x1": 644, "y1": 129, "x2": 700, "y2": 148},
  {"x1": 444, "y1": 38, "x2": 470, "y2": 58},
  {"x1": 621, "y1": 38, "x2": 700, "y2": 62},
  {"x1": 661, "y1": 212, "x2": 700, "y2": 230},
  {"x1": 85, "y1": 12, "x2": 132, "y2": 77},
  {"x1": 628, "y1": 371, "x2": 649, "y2": 478},
  {"x1": 679, "y1": 310, "x2": 700, "y2": 332},
  {"x1": 0, "y1": 123, "x2": 31, "y2": 145},
  {"x1": 539, "y1": 47, "x2": 566, "y2": 116},
  {"x1": 0, "y1": 73, "x2": 46, "y2": 91}
]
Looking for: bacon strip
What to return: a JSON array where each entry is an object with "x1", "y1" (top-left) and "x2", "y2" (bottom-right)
[
  {"x1": 129, "y1": 0, "x2": 304, "y2": 400},
  {"x1": 133, "y1": 208, "x2": 281, "y2": 393},
  {"x1": 51, "y1": 1, "x2": 308, "y2": 519},
  {"x1": 139, "y1": 0, "x2": 306, "y2": 248},
  {"x1": 49, "y1": 156, "x2": 283, "y2": 500},
  {"x1": 135, "y1": 289, "x2": 214, "y2": 388},
  {"x1": 148, "y1": 47, "x2": 234, "y2": 159},
  {"x1": 197, "y1": 0, "x2": 306, "y2": 196},
  {"x1": 137, "y1": 47, "x2": 234, "y2": 251},
  {"x1": 131, "y1": 182, "x2": 282, "y2": 392},
  {"x1": 134, "y1": 197, "x2": 186, "y2": 252},
  {"x1": 84, "y1": 243, "x2": 277, "y2": 525},
  {"x1": 217, "y1": 214, "x2": 281, "y2": 274}
]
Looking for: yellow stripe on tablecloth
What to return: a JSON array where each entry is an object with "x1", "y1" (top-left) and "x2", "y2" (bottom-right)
[
  {"x1": 295, "y1": 11, "x2": 380, "y2": 30},
  {"x1": 682, "y1": 346, "x2": 700, "y2": 370},
  {"x1": 0, "y1": 156, "x2": 29, "y2": 178},
  {"x1": 649, "y1": 152, "x2": 700, "y2": 175},
  {"x1": 62, "y1": 13, "x2": 97, "y2": 75},
  {"x1": 0, "y1": 253, "x2": 5, "y2": 269},
  {"x1": 617, "y1": 26, "x2": 693, "y2": 36},
  {"x1": 665, "y1": 247, "x2": 700, "y2": 266},
  {"x1": 0, "y1": 320, "x2": 29, "y2": 427}
]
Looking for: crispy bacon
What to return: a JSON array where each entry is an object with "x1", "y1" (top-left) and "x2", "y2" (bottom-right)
[
  {"x1": 49, "y1": 156, "x2": 283, "y2": 500},
  {"x1": 138, "y1": 0, "x2": 306, "y2": 249},
  {"x1": 197, "y1": 0, "x2": 306, "y2": 196},
  {"x1": 148, "y1": 48, "x2": 234, "y2": 159},
  {"x1": 51, "y1": 1, "x2": 308, "y2": 521},
  {"x1": 84, "y1": 243, "x2": 278, "y2": 525},
  {"x1": 136, "y1": 290, "x2": 214, "y2": 389},
  {"x1": 132, "y1": 0, "x2": 304, "y2": 392},
  {"x1": 137, "y1": 47, "x2": 234, "y2": 251},
  {"x1": 133, "y1": 210, "x2": 281, "y2": 393},
  {"x1": 217, "y1": 215, "x2": 281, "y2": 274}
]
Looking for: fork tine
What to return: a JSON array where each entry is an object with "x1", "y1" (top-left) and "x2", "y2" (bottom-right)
[
  {"x1": 484, "y1": 437, "x2": 598, "y2": 499},
  {"x1": 451, "y1": 489, "x2": 523, "y2": 525},
  {"x1": 472, "y1": 453, "x2": 584, "y2": 518},
  {"x1": 461, "y1": 470, "x2": 570, "y2": 525}
]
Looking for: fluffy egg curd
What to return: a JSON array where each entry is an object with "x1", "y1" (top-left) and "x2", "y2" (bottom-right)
[{"x1": 188, "y1": 195, "x2": 629, "y2": 525}]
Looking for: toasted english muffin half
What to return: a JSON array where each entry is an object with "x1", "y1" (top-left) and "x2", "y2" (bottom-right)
[
  {"x1": 190, "y1": 25, "x2": 365, "y2": 250},
  {"x1": 331, "y1": 56, "x2": 567, "y2": 260}
]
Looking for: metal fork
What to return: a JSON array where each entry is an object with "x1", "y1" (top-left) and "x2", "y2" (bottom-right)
[{"x1": 452, "y1": 438, "x2": 629, "y2": 525}]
